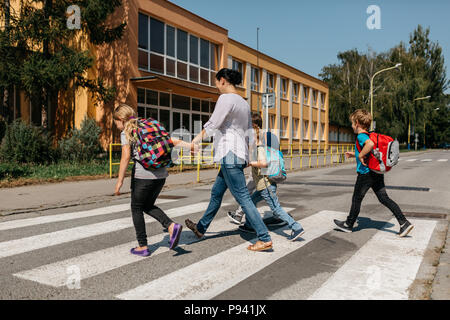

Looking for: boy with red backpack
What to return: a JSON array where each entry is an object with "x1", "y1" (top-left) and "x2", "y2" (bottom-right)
[{"x1": 334, "y1": 109, "x2": 414, "y2": 237}]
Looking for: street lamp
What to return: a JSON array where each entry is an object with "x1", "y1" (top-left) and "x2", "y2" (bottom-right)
[
  {"x1": 423, "y1": 106, "x2": 439, "y2": 150},
  {"x1": 408, "y1": 96, "x2": 431, "y2": 150},
  {"x1": 370, "y1": 63, "x2": 402, "y2": 130}
]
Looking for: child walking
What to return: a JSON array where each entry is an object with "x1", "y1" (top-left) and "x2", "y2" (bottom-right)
[
  {"x1": 334, "y1": 109, "x2": 414, "y2": 237},
  {"x1": 238, "y1": 113, "x2": 305, "y2": 241},
  {"x1": 113, "y1": 104, "x2": 186, "y2": 257}
]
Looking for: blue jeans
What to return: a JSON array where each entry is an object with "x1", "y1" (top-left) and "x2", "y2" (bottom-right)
[
  {"x1": 245, "y1": 184, "x2": 303, "y2": 232},
  {"x1": 197, "y1": 152, "x2": 271, "y2": 243}
]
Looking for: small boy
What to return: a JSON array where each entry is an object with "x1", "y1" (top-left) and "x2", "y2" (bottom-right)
[
  {"x1": 238, "y1": 113, "x2": 305, "y2": 241},
  {"x1": 334, "y1": 109, "x2": 413, "y2": 237}
]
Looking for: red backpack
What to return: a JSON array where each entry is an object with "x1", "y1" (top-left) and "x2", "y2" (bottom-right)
[{"x1": 356, "y1": 132, "x2": 399, "y2": 173}]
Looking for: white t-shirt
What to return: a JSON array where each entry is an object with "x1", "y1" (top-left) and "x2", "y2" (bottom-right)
[{"x1": 203, "y1": 93, "x2": 255, "y2": 163}]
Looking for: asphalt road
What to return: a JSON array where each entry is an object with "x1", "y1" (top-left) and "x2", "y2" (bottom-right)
[{"x1": 0, "y1": 150, "x2": 448, "y2": 300}]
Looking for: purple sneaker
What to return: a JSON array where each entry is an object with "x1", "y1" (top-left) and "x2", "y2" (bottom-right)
[
  {"x1": 169, "y1": 223, "x2": 183, "y2": 250},
  {"x1": 130, "y1": 247, "x2": 151, "y2": 257}
]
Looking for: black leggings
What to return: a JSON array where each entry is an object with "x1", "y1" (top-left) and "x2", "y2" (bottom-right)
[
  {"x1": 346, "y1": 171, "x2": 407, "y2": 227},
  {"x1": 131, "y1": 176, "x2": 173, "y2": 247}
]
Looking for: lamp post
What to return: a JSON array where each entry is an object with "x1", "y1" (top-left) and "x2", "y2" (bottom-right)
[
  {"x1": 423, "y1": 107, "x2": 439, "y2": 150},
  {"x1": 408, "y1": 96, "x2": 431, "y2": 150},
  {"x1": 370, "y1": 63, "x2": 402, "y2": 130}
]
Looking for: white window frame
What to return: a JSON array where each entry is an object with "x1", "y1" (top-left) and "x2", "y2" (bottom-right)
[{"x1": 303, "y1": 86, "x2": 309, "y2": 105}]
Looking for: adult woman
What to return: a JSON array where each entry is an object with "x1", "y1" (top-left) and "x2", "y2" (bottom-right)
[
  {"x1": 113, "y1": 104, "x2": 183, "y2": 256},
  {"x1": 184, "y1": 68, "x2": 273, "y2": 252}
]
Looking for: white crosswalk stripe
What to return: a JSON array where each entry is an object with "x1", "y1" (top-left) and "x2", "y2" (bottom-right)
[
  {"x1": 0, "y1": 202, "x2": 229, "y2": 259},
  {"x1": 0, "y1": 199, "x2": 175, "y2": 231},
  {"x1": 406, "y1": 159, "x2": 417, "y2": 162},
  {"x1": 308, "y1": 218, "x2": 436, "y2": 300},
  {"x1": 13, "y1": 206, "x2": 293, "y2": 287},
  {"x1": 421, "y1": 159, "x2": 432, "y2": 162},
  {"x1": 437, "y1": 159, "x2": 448, "y2": 162},
  {"x1": 116, "y1": 210, "x2": 347, "y2": 300}
]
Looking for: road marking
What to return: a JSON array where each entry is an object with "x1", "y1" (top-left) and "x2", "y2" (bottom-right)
[
  {"x1": 0, "y1": 202, "x2": 229, "y2": 259},
  {"x1": 116, "y1": 210, "x2": 347, "y2": 300},
  {"x1": 437, "y1": 159, "x2": 448, "y2": 162},
  {"x1": 0, "y1": 199, "x2": 176, "y2": 231},
  {"x1": 307, "y1": 218, "x2": 436, "y2": 300},
  {"x1": 406, "y1": 159, "x2": 417, "y2": 162},
  {"x1": 13, "y1": 206, "x2": 293, "y2": 287},
  {"x1": 421, "y1": 159, "x2": 432, "y2": 162}
]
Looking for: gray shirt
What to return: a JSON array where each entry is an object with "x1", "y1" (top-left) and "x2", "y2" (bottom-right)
[
  {"x1": 203, "y1": 93, "x2": 255, "y2": 163},
  {"x1": 120, "y1": 131, "x2": 168, "y2": 180}
]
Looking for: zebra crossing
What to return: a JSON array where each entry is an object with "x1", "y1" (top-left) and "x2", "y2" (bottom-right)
[
  {"x1": 0, "y1": 197, "x2": 440, "y2": 300},
  {"x1": 401, "y1": 158, "x2": 448, "y2": 162}
]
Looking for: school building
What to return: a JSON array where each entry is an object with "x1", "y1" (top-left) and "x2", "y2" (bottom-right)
[{"x1": 3, "y1": 0, "x2": 331, "y2": 151}]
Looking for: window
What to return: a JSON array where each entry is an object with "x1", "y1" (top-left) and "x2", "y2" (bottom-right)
[
  {"x1": 172, "y1": 94, "x2": 190, "y2": 111},
  {"x1": 266, "y1": 72, "x2": 274, "y2": 93},
  {"x1": 269, "y1": 114, "x2": 276, "y2": 130},
  {"x1": 281, "y1": 117, "x2": 288, "y2": 138},
  {"x1": 293, "y1": 118, "x2": 299, "y2": 139},
  {"x1": 303, "y1": 120, "x2": 309, "y2": 139},
  {"x1": 321, "y1": 123, "x2": 326, "y2": 141},
  {"x1": 312, "y1": 90, "x2": 318, "y2": 107},
  {"x1": 150, "y1": 18, "x2": 164, "y2": 54},
  {"x1": 292, "y1": 83, "x2": 299, "y2": 102},
  {"x1": 313, "y1": 122, "x2": 318, "y2": 140},
  {"x1": 303, "y1": 86, "x2": 309, "y2": 105},
  {"x1": 320, "y1": 93, "x2": 325, "y2": 109},
  {"x1": 281, "y1": 78, "x2": 287, "y2": 99},
  {"x1": 166, "y1": 25, "x2": 175, "y2": 57},
  {"x1": 138, "y1": 13, "x2": 219, "y2": 86},
  {"x1": 251, "y1": 67, "x2": 259, "y2": 91},
  {"x1": 138, "y1": 13, "x2": 148, "y2": 50},
  {"x1": 232, "y1": 59, "x2": 243, "y2": 76},
  {"x1": 189, "y1": 35, "x2": 199, "y2": 64}
]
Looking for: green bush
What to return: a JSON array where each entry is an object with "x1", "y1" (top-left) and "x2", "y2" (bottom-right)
[
  {"x1": 58, "y1": 116, "x2": 103, "y2": 162},
  {"x1": 0, "y1": 119, "x2": 55, "y2": 164},
  {"x1": 0, "y1": 162, "x2": 32, "y2": 179}
]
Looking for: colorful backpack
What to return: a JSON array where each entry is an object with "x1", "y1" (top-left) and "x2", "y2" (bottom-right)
[
  {"x1": 131, "y1": 118, "x2": 174, "y2": 169},
  {"x1": 356, "y1": 132, "x2": 399, "y2": 173}
]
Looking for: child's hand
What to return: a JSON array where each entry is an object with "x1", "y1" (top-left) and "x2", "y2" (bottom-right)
[
  {"x1": 190, "y1": 142, "x2": 199, "y2": 155},
  {"x1": 358, "y1": 154, "x2": 367, "y2": 166},
  {"x1": 345, "y1": 151, "x2": 355, "y2": 159},
  {"x1": 114, "y1": 180, "x2": 123, "y2": 196}
]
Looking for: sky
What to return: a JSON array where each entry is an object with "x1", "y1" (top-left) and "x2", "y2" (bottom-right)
[{"x1": 170, "y1": 0, "x2": 450, "y2": 94}]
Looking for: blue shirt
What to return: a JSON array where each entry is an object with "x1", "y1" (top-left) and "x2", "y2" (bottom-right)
[{"x1": 355, "y1": 133, "x2": 370, "y2": 174}]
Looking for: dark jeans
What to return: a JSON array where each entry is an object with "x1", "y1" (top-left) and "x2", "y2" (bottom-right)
[
  {"x1": 131, "y1": 176, "x2": 173, "y2": 247},
  {"x1": 346, "y1": 171, "x2": 407, "y2": 227}
]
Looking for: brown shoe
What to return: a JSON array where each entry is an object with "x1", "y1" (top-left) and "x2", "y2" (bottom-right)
[
  {"x1": 247, "y1": 240, "x2": 273, "y2": 252},
  {"x1": 185, "y1": 219, "x2": 204, "y2": 239}
]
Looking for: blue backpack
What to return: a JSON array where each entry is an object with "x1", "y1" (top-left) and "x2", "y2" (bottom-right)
[{"x1": 261, "y1": 132, "x2": 287, "y2": 184}]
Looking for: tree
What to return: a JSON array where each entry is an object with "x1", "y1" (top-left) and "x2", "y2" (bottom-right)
[
  {"x1": 0, "y1": 0, "x2": 125, "y2": 132},
  {"x1": 320, "y1": 25, "x2": 449, "y2": 147}
]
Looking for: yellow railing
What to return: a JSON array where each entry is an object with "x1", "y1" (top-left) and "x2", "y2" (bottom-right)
[{"x1": 109, "y1": 142, "x2": 355, "y2": 182}]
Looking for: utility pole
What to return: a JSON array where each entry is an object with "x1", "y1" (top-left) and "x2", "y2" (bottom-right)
[{"x1": 256, "y1": 27, "x2": 260, "y2": 115}]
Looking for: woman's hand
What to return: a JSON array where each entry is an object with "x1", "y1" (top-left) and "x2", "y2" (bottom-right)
[{"x1": 190, "y1": 141, "x2": 200, "y2": 155}]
